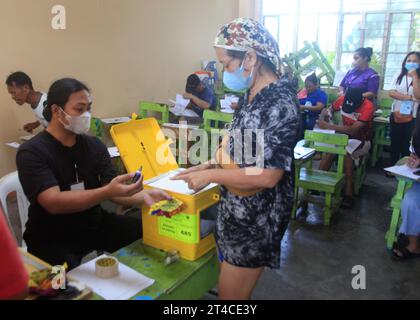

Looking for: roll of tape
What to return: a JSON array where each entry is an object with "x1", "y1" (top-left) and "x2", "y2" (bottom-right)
[{"x1": 95, "y1": 256, "x2": 119, "y2": 279}]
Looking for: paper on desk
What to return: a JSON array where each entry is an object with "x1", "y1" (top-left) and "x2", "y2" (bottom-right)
[
  {"x1": 384, "y1": 164, "x2": 420, "y2": 181},
  {"x1": 313, "y1": 126, "x2": 335, "y2": 148},
  {"x1": 146, "y1": 169, "x2": 218, "y2": 195},
  {"x1": 220, "y1": 95, "x2": 239, "y2": 114},
  {"x1": 374, "y1": 116, "x2": 390, "y2": 123},
  {"x1": 101, "y1": 117, "x2": 131, "y2": 124},
  {"x1": 6, "y1": 142, "x2": 21, "y2": 149},
  {"x1": 169, "y1": 94, "x2": 199, "y2": 117},
  {"x1": 294, "y1": 146, "x2": 315, "y2": 160},
  {"x1": 20, "y1": 135, "x2": 35, "y2": 141},
  {"x1": 108, "y1": 146, "x2": 120, "y2": 158},
  {"x1": 346, "y1": 139, "x2": 362, "y2": 154},
  {"x1": 68, "y1": 255, "x2": 154, "y2": 300}
]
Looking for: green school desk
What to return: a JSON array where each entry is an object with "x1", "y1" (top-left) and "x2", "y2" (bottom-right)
[{"x1": 91, "y1": 240, "x2": 219, "y2": 300}]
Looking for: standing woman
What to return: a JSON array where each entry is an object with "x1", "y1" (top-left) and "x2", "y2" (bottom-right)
[
  {"x1": 388, "y1": 51, "x2": 420, "y2": 166},
  {"x1": 339, "y1": 47, "x2": 380, "y2": 100},
  {"x1": 173, "y1": 18, "x2": 299, "y2": 299}
]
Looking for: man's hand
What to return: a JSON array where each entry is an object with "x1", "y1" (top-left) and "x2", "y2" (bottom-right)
[
  {"x1": 317, "y1": 120, "x2": 332, "y2": 130},
  {"x1": 407, "y1": 153, "x2": 420, "y2": 169},
  {"x1": 106, "y1": 173, "x2": 144, "y2": 198},
  {"x1": 141, "y1": 189, "x2": 172, "y2": 207},
  {"x1": 23, "y1": 121, "x2": 40, "y2": 133}
]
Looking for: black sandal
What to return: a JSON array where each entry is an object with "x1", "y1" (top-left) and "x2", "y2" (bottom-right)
[{"x1": 392, "y1": 247, "x2": 420, "y2": 261}]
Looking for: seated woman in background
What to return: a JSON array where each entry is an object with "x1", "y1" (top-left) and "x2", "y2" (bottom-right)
[
  {"x1": 388, "y1": 51, "x2": 420, "y2": 167},
  {"x1": 298, "y1": 73, "x2": 327, "y2": 131},
  {"x1": 339, "y1": 47, "x2": 380, "y2": 101},
  {"x1": 393, "y1": 118, "x2": 420, "y2": 260}
]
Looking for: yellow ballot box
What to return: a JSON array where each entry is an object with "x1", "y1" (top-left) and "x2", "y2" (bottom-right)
[{"x1": 110, "y1": 118, "x2": 219, "y2": 261}]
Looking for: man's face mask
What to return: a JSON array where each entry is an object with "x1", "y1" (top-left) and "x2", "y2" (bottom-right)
[{"x1": 59, "y1": 109, "x2": 92, "y2": 134}]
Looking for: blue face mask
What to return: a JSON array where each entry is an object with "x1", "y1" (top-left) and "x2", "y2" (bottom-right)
[
  {"x1": 405, "y1": 62, "x2": 419, "y2": 72},
  {"x1": 223, "y1": 61, "x2": 254, "y2": 92}
]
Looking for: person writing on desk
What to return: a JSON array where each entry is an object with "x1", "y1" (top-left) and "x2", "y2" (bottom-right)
[
  {"x1": 339, "y1": 47, "x2": 379, "y2": 101},
  {"x1": 6, "y1": 71, "x2": 49, "y2": 133},
  {"x1": 392, "y1": 119, "x2": 420, "y2": 260},
  {"x1": 183, "y1": 74, "x2": 216, "y2": 118},
  {"x1": 16, "y1": 78, "x2": 171, "y2": 270},
  {"x1": 298, "y1": 73, "x2": 328, "y2": 131},
  {"x1": 318, "y1": 87, "x2": 375, "y2": 209},
  {"x1": 173, "y1": 18, "x2": 299, "y2": 300}
]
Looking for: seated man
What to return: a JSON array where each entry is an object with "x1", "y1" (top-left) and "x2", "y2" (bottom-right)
[
  {"x1": 183, "y1": 74, "x2": 216, "y2": 121},
  {"x1": 317, "y1": 87, "x2": 374, "y2": 209},
  {"x1": 16, "y1": 78, "x2": 171, "y2": 270},
  {"x1": 6, "y1": 71, "x2": 49, "y2": 133}
]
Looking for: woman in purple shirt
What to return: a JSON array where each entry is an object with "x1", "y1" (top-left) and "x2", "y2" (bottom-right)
[{"x1": 339, "y1": 47, "x2": 380, "y2": 100}]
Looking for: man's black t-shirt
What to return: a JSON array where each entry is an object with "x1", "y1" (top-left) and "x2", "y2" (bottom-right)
[{"x1": 16, "y1": 131, "x2": 117, "y2": 240}]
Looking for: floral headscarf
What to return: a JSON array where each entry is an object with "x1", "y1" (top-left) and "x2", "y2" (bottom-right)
[{"x1": 214, "y1": 17, "x2": 282, "y2": 76}]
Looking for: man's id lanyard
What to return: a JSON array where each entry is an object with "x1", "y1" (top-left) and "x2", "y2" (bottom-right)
[{"x1": 71, "y1": 163, "x2": 85, "y2": 191}]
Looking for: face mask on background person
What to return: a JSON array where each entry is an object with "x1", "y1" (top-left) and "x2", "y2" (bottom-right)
[
  {"x1": 223, "y1": 60, "x2": 254, "y2": 92},
  {"x1": 405, "y1": 62, "x2": 419, "y2": 72},
  {"x1": 59, "y1": 109, "x2": 92, "y2": 134}
]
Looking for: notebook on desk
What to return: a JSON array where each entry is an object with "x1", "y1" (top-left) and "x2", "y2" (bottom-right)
[{"x1": 384, "y1": 164, "x2": 420, "y2": 181}]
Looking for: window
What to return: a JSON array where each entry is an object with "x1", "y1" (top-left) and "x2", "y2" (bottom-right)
[{"x1": 262, "y1": 0, "x2": 420, "y2": 89}]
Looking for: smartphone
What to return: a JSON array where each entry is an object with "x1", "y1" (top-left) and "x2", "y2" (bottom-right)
[
  {"x1": 413, "y1": 169, "x2": 420, "y2": 176},
  {"x1": 131, "y1": 166, "x2": 143, "y2": 183}
]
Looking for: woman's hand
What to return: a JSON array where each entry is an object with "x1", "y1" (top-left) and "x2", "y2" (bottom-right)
[
  {"x1": 317, "y1": 120, "x2": 332, "y2": 130},
  {"x1": 407, "y1": 153, "x2": 420, "y2": 169},
  {"x1": 171, "y1": 170, "x2": 212, "y2": 191}
]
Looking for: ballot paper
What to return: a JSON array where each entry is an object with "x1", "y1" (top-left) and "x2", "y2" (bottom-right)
[
  {"x1": 169, "y1": 94, "x2": 199, "y2": 117},
  {"x1": 374, "y1": 116, "x2": 390, "y2": 123},
  {"x1": 384, "y1": 165, "x2": 420, "y2": 181},
  {"x1": 5, "y1": 142, "x2": 21, "y2": 149},
  {"x1": 101, "y1": 117, "x2": 131, "y2": 124},
  {"x1": 313, "y1": 126, "x2": 336, "y2": 148},
  {"x1": 294, "y1": 146, "x2": 315, "y2": 160},
  {"x1": 68, "y1": 254, "x2": 154, "y2": 300},
  {"x1": 220, "y1": 95, "x2": 239, "y2": 114},
  {"x1": 20, "y1": 135, "x2": 35, "y2": 141},
  {"x1": 346, "y1": 139, "x2": 362, "y2": 155},
  {"x1": 146, "y1": 168, "x2": 218, "y2": 195},
  {"x1": 107, "y1": 146, "x2": 120, "y2": 158}
]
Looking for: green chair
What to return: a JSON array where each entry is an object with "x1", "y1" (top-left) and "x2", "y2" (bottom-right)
[
  {"x1": 139, "y1": 101, "x2": 169, "y2": 125},
  {"x1": 90, "y1": 117, "x2": 104, "y2": 138},
  {"x1": 203, "y1": 109, "x2": 233, "y2": 133},
  {"x1": 370, "y1": 98, "x2": 393, "y2": 167},
  {"x1": 292, "y1": 130, "x2": 349, "y2": 226},
  {"x1": 353, "y1": 155, "x2": 368, "y2": 196},
  {"x1": 385, "y1": 157, "x2": 413, "y2": 249}
]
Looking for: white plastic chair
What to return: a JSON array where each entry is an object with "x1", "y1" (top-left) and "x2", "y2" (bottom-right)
[{"x1": 0, "y1": 171, "x2": 30, "y2": 248}]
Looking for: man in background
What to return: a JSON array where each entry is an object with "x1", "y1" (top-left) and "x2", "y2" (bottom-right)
[{"x1": 6, "y1": 71, "x2": 48, "y2": 133}]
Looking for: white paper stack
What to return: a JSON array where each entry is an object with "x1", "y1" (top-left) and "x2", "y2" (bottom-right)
[
  {"x1": 68, "y1": 255, "x2": 155, "y2": 300},
  {"x1": 169, "y1": 94, "x2": 199, "y2": 118},
  {"x1": 384, "y1": 165, "x2": 420, "y2": 181},
  {"x1": 220, "y1": 95, "x2": 239, "y2": 114},
  {"x1": 294, "y1": 146, "x2": 315, "y2": 160}
]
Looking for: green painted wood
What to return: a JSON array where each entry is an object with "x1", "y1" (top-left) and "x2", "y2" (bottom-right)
[
  {"x1": 203, "y1": 110, "x2": 233, "y2": 133},
  {"x1": 139, "y1": 101, "x2": 170, "y2": 125},
  {"x1": 91, "y1": 240, "x2": 218, "y2": 300}
]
